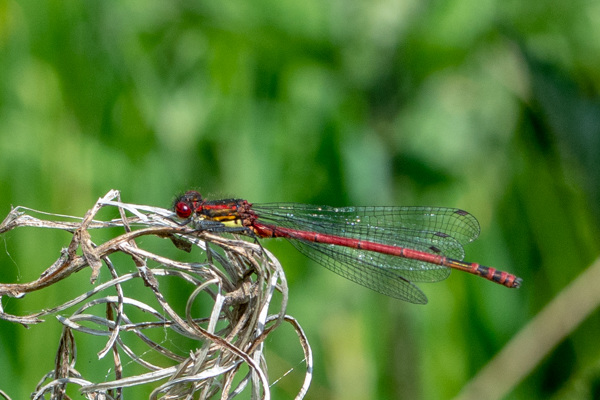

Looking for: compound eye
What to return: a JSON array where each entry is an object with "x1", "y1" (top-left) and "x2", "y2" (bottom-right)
[{"x1": 174, "y1": 201, "x2": 192, "y2": 218}]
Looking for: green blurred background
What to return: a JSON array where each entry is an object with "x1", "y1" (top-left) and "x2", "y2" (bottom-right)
[{"x1": 1, "y1": 0, "x2": 600, "y2": 399}]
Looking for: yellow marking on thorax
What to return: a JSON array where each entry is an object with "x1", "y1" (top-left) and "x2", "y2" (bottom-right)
[
  {"x1": 220, "y1": 219, "x2": 244, "y2": 227},
  {"x1": 201, "y1": 207, "x2": 244, "y2": 227},
  {"x1": 199, "y1": 215, "x2": 243, "y2": 226}
]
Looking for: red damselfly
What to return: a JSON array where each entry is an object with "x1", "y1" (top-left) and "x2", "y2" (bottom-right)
[{"x1": 173, "y1": 191, "x2": 521, "y2": 304}]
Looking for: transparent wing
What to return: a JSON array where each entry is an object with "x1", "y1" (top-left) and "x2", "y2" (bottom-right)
[
  {"x1": 252, "y1": 204, "x2": 480, "y2": 261},
  {"x1": 288, "y1": 237, "x2": 431, "y2": 304}
]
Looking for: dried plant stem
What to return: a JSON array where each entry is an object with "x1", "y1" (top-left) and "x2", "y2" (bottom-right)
[{"x1": 0, "y1": 190, "x2": 313, "y2": 399}]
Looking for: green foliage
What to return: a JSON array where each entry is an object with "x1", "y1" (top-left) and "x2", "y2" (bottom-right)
[{"x1": 1, "y1": 0, "x2": 599, "y2": 398}]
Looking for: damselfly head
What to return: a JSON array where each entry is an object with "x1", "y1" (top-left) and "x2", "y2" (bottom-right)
[
  {"x1": 174, "y1": 201, "x2": 192, "y2": 218},
  {"x1": 174, "y1": 191, "x2": 204, "y2": 218}
]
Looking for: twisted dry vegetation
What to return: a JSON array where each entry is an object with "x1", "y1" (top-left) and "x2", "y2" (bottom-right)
[{"x1": 0, "y1": 190, "x2": 312, "y2": 399}]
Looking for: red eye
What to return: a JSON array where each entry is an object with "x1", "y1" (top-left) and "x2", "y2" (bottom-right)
[{"x1": 175, "y1": 201, "x2": 192, "y2": 218}]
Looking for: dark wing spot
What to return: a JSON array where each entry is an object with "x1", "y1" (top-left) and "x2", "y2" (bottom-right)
[{"x1": 429, "y1": 246, "x2": 442, "y2": 254}]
